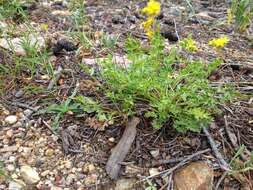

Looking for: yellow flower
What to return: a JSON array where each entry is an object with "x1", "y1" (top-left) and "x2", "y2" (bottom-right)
[
  {"x1": 142, "y1": 17, "x2": 154, "y2": 30},
  {"x1": 142, "y1": 0, "x2": 161, "y2": 17},
  {"x1": 208, "y1": 36, "x2": 229, "y2": 49},
  {"x1": 146, "y1": 30, "x2": 154, "y2": 39},
  {"x1": 180, "y1": 36, "x2": 198, "y2": 52},
  {"x1": 227, "y1": 8, "x2": 233, "y2": 25},
  {"x1": 40, "y1": 23, "x2": 49, "y2": 31}
]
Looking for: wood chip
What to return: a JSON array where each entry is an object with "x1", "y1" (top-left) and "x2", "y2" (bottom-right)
[{"x1": 106, "y1": 117, "x2": 140, "y2": 179}]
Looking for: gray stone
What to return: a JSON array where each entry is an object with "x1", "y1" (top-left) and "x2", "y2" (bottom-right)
[
  {"x1": 150, "y1": 149, "x2": 159, "y2": 158},
  {"x1": 0, "y1": 34, "x2": 45, "y2": 56},
  {"x1": 5, "y1": 115, "x2": 18, "y2": 125},
  {"x1": 115, "y1": 178, "x2": 137, "y2": 190},
  {"x1": 8, "y1": 180, "x2": 26, "y2": 190},
  {"x1": 20, "y1": 165, "x2": 40, "y2": 184}
]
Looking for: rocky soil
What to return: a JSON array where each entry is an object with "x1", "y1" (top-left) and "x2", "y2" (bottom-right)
[{"x1": 0, "y1": 0, "x2": 252, "y2": 190}]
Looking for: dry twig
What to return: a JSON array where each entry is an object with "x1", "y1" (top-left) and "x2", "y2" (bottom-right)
[
  {"x1": 141, "y1": 148, "x2": 210, "y2": 181},
  {"x1": 203, "y1": 126, "x2": 230, "y2": 171}
]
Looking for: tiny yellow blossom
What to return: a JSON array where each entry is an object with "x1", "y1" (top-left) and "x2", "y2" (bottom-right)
[
  {"x1": 208, "y1": 36, "x2": 229, "y2": 49},
  {"x1": 142, "y1": 0, "x2": 161, "y2": 17},
  {"x1": 142, "y1": 17, "x2": 154, "y2": 30},
  {"x1": 40, "y1": 23, "x2": 49, "y2": 31},
  {"x1": 227, "y1": 8, "x2": 233, "y2": 25},
  {"x1": 180, "y1": 36, "x2": 198, "y2": 52},
  {"x1": 146, "y1": 30, "x2": 154, "y2": 39}
]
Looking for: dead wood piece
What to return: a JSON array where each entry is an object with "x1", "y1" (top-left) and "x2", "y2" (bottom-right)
[
  {"x1": 149, "y1": 155, "x2": 195, "y2": 167},
  {"x1": 203, "y1": 126, "x2": 230, "y2": 171},
  {"x1": 106, "y1": 117, "x2": 140, "y2": 179}
]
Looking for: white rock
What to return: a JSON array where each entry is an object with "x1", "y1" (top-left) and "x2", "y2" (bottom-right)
[
  {"x1": 65, "y1": 161, "x2": 72, "y2": 169},
  {"x1": 0, "y1": 34, "x2": 45, "y2": 56},
  {"x1": 9, "y1": 180, "x2": 25, "y2": 190},
  {"x1": 41, "y1": 170, "x2": 50, "y2": 177},
  {"x1": 12, "y1": 121, "x2": 23, "y2": 128},
  {"x1": 108, "y1": 137, "x2": 115, "y2": 142},
  {"x1": 23, "y1": 109, "x2": 33, "y2": 117},
  {"x1": 0, "y1": 21, "x2": 7, "y2": 29},
  {"x1": 66, "y1": 174, "x2": 76, "y2": 185},
  {"x1": 150, "y1": 149, "x2": 159, "y2": 158},
  {"x1": 149, "y1": 168, "x2": 160, "y2": 176},
  {"x1": 5, "y1": 115, "x2": 18, "y2": 125},
  {"x1": 51, "y1": 186, "x2": 63, "y2": 190},
  {"x1": 0, "y1": 145, "x2": 18, "y2": 153},
  {"x1": 11, "y1": 173, "x2": 18, "y2": 179},
  {"x1": 6, "y1": 164, "x2": 15, "y2": 172},
  {"x1": 51, "y1": 10, "x2": 71, "y2": 16},
  {"x1": 115, "y1": 178, "x2": 137, "y2": 190},
  {"x1": 88, "y1": 164, "x2": 96, "y2": 173},
  {"x1": 6, "y1": 129, "x2": 14, "y2": 138},
  {"x1": 20, "y1": 165, "x2": 40, "y2": 184},
  {"x1": 9, "y1": 156, "x2": 16, "y2": 162}
]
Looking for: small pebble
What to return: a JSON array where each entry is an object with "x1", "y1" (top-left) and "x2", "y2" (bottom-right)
[
  {"x1": 7, "y1": 164, "x2": 15, "y2": 172},
  {"x1": 23, "y1": 109, "x2": 33, "y2": 117},
  {"x1": 5, "y1": 115, "x2": 18, "y2": 125},
  {"x1": 45, "y1": 149, "x2": 54, "y2": 157},
  {"x1": 108, "y1": 137, "x2": 115, "y2": 143},
  {"x1": 9, "y1": 156, "x2": 16, "y2": 162},
  {"x1": 65, "y1": 161, "x2": 72, "y2": 169},
  {"x1": 149, "y1": 168, "x2": 159, "y2": 176},
  {"x1": 66, "y1": 174, "x2": 76, "y2": 185},
  {"x1": 88, "y1": 164, "x2": 96, "y2": 173},
  {"x1": 6, "y1": 130, "x2": 14, "y2": 138},
  {"x1": 150, "y1": 149, "x2": 160, "y2": 158},
  {"x1": 41, "y1": 170, "x2": 50, "y2": 177}
]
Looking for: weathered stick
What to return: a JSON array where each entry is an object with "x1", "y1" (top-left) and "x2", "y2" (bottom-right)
[
  {"x1": 142, "y1": 148, "x2": 211, "y2": 181},
  {"x1": 203, "y1": 126, "x2": 230, "y2": 171},
  {"x1": 106, "y1": 117, "x2": 140, "y2": 179}
]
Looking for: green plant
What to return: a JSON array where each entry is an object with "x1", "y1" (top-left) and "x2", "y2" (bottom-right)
[
  {"x1": 230, "y1": 145, "x2": 253, "y2": 174},
  {"x1": 180, "y1": 34, "x2": 198, "y2": 52},
  {"x1": 229, "y1": 0, "x2": 253, "y2": 32},
  {"x1": 98, "y1": 34, "x2": 234, "y2": 132},
  {"x1": 69, "y1": 0, "x2": 86, "y2": 29},
  {"x1": 0, "y1": 161, "x2": 6, "y2": 180},
  {"x1": 7, "y1": 25, "x2": 52, "y2": 77},
  {"x1": 74, "y1": 96, "x2": 115, "y2": 123},
  {"x1": 101, "y1": 33, "x2": 119, "y2": 50},
  {"x1": 22, "y1": 84, "x2": 45, "y2": 95},
  {"x1": 45, "y1": 94, "x2": 80, "y2": 130},
  {"x1": 0, "y1": 0, "x2": 28, "y2": 21},
  {"x1": 145, "y1": 179, "x2": 157, "y2": 190}
]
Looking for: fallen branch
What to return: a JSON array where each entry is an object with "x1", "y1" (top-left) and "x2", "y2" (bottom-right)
[
  {"x1": 148, "y1": 155, "x2": 189, "y2": 167},
  {"x1": 141, "y1": 148, "x2": 210, "y2": 181},
  {"x1": 203, "y1": 126, "x2": 230, "y2": 171},
  {"x1": 106, "y1": 117, "x2": 140, "y2": 179}
]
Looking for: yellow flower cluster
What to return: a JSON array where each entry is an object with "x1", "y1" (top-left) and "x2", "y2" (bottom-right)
[
  {"x1": 141, "y1": 0, "x2": 161, "y2": 39},
  {"x1": 227, "y1": 8, "x2": 233, "y2": 25},
  {"x1": 142, "y1": 0, "x2": 161, "y2": 17},
  {"x1": 180, "y1": 36, "x2": 198, "y2": 52},
  {"x1": 208, "y1": 36, "x2": 229, "y2": 49}
]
